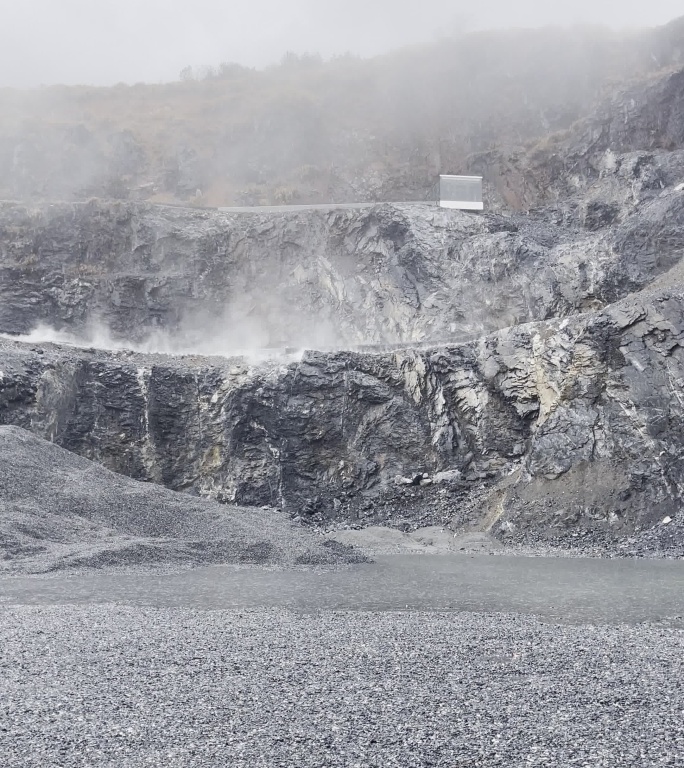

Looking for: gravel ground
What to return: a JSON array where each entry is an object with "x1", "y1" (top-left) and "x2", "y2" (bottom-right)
[
  {"x1": 1, "y1": 606, "x2": 683, "y2": 767},
  {"x1": 325, "y1": 525, "x2": 684, "y2": 561}
]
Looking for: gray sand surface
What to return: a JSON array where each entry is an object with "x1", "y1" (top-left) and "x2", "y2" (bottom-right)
[{"x1": 326, "y1": 526, "x2": 504, "y2": 555}]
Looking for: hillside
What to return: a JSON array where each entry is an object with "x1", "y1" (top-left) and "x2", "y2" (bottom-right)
[
  {"x1": 1, "y1": 17, "x2": 684, "y2": 557},
  {"x1": 1, "y1": 17, "x2": 683, "y2": 208},
  {"x1": 2, "y1": 47, "x2": 684, "y2": 553}
]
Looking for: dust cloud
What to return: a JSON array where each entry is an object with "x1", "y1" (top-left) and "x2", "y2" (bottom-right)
[{"x1": 0, "y1": 309, "x2": 344, "y2": 360}]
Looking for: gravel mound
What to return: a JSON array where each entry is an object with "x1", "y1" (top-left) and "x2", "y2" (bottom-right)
[
  {"x1": 0, "y1": 605, "x2": 682, "y2": 767},
  {"x1": 0, "y1": 426, "x2": 367, "y2": 573}
]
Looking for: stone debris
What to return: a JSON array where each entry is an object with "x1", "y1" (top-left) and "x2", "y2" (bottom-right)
[
  {"x1": 1, "y1": 606, "x2": 683, "y2": 768},
  {"x1": 0, "y1": 425, "x2": 368, "y2": 574}
]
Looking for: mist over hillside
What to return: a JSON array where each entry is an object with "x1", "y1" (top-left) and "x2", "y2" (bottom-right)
[{"x1": 1, "y1": 17, "x2": 683, "y2": 208}]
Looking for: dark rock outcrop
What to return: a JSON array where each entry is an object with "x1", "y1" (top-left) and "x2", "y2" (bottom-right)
[
  {"x1": 481, "y1": 64, "x2": 684, "y2": 210},
  {"x1": 2, "y1": 57, "x2": 684, "y2": 556},
  {"x1": 2, "y1": 275, "x2": 684, "y2": 552},
  {"x1": 2, "y1": 173, "x2": 684, "y2": 350}
]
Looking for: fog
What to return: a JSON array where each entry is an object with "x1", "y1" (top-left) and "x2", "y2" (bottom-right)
[{"x1": 2, "y1": 0, "x2": 683, "y2": 87}]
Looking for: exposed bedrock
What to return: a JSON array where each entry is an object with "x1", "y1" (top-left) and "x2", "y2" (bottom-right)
[
  {"x1": 2, "y1": 279, "x2": 684, "y2": 549},
  {"x1": 479, "y1": 67, "x2": 684, "y2": 210},
  {"x1": 2, "y1": 167, "x2": 684, "y2": 350},
  {"x1": 3, "y1": 62, "x2": 684, "y2": 553}
]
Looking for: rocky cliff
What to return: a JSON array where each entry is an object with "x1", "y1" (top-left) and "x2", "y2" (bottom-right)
[
  {"x1": 2, "y1": 57, "x2": 684, "y2": 555},
  {"x1": 1, "y1": 273, "x2": 684, "y2": 553},
  {"x1": 481, "y1": 67, "x2": 684, "y2": 210},
  {"x1": 2, "y1": 154, "x2": 684, "y2": 350}
]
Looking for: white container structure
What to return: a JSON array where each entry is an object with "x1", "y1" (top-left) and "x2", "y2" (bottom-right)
[{"x1": 435, "y1": 175, "x2": 484, "y2": 211}]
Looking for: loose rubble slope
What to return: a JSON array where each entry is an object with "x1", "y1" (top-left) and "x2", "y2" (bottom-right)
[{"x1": 0, "y1": 425, "x2": 364, "y2": 573}]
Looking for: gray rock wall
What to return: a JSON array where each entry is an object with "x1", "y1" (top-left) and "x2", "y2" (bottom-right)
[
  {"x1": 1, "y1": 190, "x2": 683, "y2": 352},
  {"x1": 3, "y1": 59, "x2": 684, "y2": 552},
  {"x1": 2, "y1": 279, "x2": 683, "y2": 549}
]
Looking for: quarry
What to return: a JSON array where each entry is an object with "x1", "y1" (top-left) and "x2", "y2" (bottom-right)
[{"x1": 1, "y1": 12, "x2": 684, "y2": 768}]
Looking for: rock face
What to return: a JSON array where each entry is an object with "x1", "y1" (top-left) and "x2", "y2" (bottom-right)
[
  {"x1": 0, "y1": 200, "x2": 593, "y2": 347},
  {"x1": 1, "y1": 61, "x2": 684, "y2": 554},
  {"x1": 480, "y1": 68, "x2": 684, "y2": 210},
  {"x1": 2, "y1": 166, "x2": 684, "y2": 350},
  {"x1": 2, "y1": 275, "x2": 684, "y2": 552}
]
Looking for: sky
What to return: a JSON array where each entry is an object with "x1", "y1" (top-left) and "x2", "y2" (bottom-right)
[{"x1": 1, "y1": 0, "x2": 683, "y2": 88}]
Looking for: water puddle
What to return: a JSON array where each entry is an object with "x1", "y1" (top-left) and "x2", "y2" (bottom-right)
[{"x1": 1, "y1": 554, "x2": 683, "y2": 626}]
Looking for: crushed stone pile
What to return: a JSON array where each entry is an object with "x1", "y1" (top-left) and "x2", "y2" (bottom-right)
[{"x1": 0, "y1": 426, "x2": 367, "y2": 574}]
